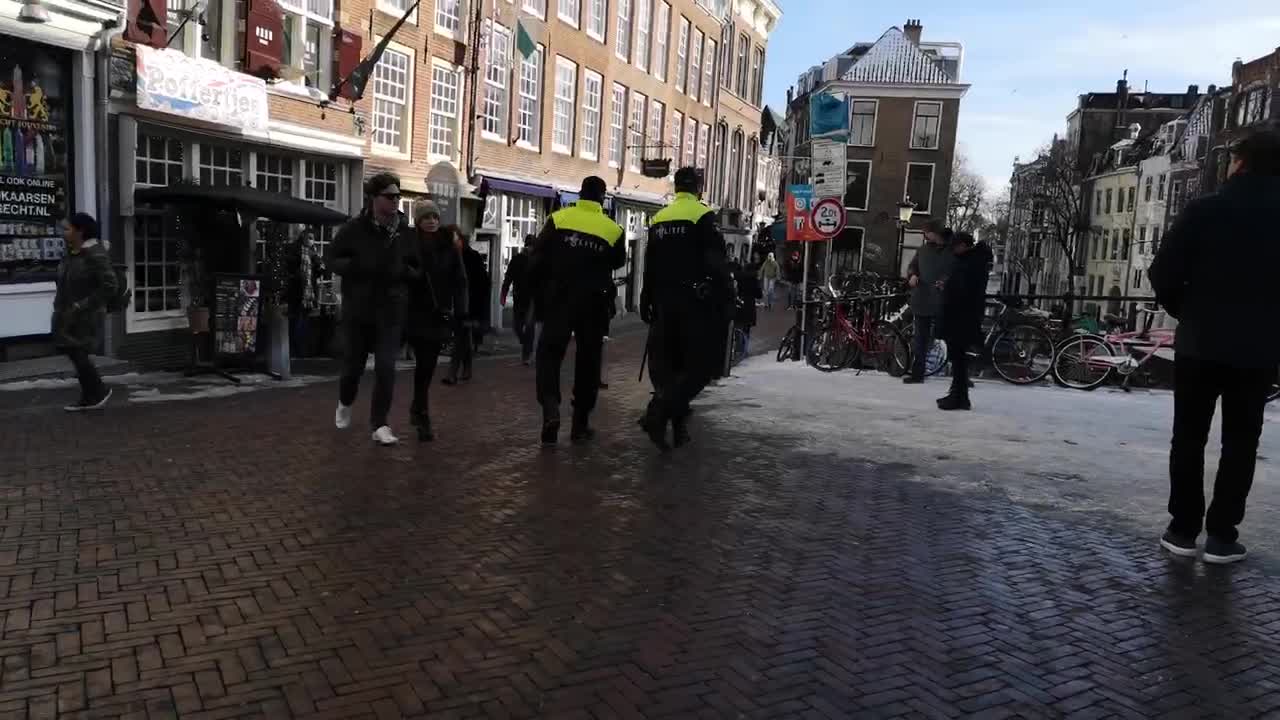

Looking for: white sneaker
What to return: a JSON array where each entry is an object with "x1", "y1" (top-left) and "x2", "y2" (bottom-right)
[
  {"x1": 372, "y1": 426, "x2": 399, "y2": 446},
  {"x1": 335, "y1": 403, "x2": 352, "y2": 429}
]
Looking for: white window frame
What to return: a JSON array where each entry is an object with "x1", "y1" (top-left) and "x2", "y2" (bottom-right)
[
  {"x1": 580, "y1": 69, "x2": 603, "y2": 161},
  {"x1": 647, "y1": 98, "x2": 664, "y2": 160},
  {"x1": 521, "y1": 0, "x2": 547, "y2": 20},
  {"x1": 910, "y1": 100, "x2": 943, "y2": 150},
  {"x1": 634, "y1": 0, "x2": 651, "y2": 71},
  {"x1": 552, "y1": 55, "x2": 578, "y2": 155},
  {"x1": 845, "y1": 158, "x2": 872, "y2": 211},
  {"x1": 481, "y1": 21, "x2": 512, "y2": 141},
  {"x1": 849, "y1": 99, "x2": 877, "y2": 147},
  {"x1": 651, "y1": 1, "x2": 669, "y2": 81},
  {"x1": 434, "y1": 0, "x2": 466, "y2": 39},
  {"x1": 586, "y1": 0, "x2": 606, "y2": 41},
  {"x1": 688, "y1": 28, "x2": 703, "y2": 102},
  {"x1": 697, "y1": 122, "x2": 709, "y2": 170},
  {"x1": 377, "y1": 0, "x2": 418, "y2": 23},
  {"x1": 370, "y1": 40, "x2": 414, "y2": 158},
  {"x1": 129, "y1": 132, "x2": 191, "y2": 331},
  {"x1": 701, "y1": 37, "x2": 715, "y2": 107},
  {"x1": 904, "y1": 162, "x2": 937, "y2": 215},
  {"x1": 675, "y1": 17, "x2": 688, "y2": 93},
  {"x1": 670, "y1": 110, "x2": 683, "y2": 164},
  {"x1": 516, "y1": 45, "x2": 544, "y2": 150},
  {"x1": 615, "y1": 0, "x2": 632, "y2": 62},
  {"x1": 557, "y1": 0, "x2": 579, "y2": 28},
  {"x1": 429, "y1": 57, "x2": 464, "y2": 164},
  {"x1": 683, "y1": 117, "x2": 696, "y2": 167},
  {"x1": 608, "y1": 82, "x2": 627, "y2": 168},
  {"x1": 628, "y1": 90, "x2": 647, "y2": 172}
]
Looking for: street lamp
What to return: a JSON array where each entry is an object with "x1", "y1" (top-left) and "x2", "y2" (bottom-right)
[{"x1": 894, "y1": 198, "x2": 916, "y2": 276}]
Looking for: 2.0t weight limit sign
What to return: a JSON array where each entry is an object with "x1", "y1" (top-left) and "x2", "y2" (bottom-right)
[{"x1": 810, "y1": 197, "x2": 845, "y2": 239}]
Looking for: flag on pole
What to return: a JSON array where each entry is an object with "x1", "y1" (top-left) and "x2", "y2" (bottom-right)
[
  {"x1": 515, "y1": 16, "x2": 537, "y2": 59},
  {"x1": 329, "y1": 0, "x2": 421, "y2": 102}
]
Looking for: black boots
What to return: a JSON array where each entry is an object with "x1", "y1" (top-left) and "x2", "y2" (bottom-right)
[
  {"x1": 410, "y1": 411, "x2": 435, "y2": 442},
  {"x1": 672, "y1": 414, "x2": 692, "y2": 448},
  {"x1": 641, "y1": 399, "x2": 670, "y2": 450},
  {"x1": 937, "y1": 393, "x2": 971, "y2": 411},
  {"x1": 570, "y1": 410, "x2": 594, "y2": 443},
  {"x1": 541, "y1": 407, "x2": 561, "y2": 447}
]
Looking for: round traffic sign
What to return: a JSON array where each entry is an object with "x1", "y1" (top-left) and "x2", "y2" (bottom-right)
[{"x1": 810, "y1": 197, "x2": 845, "y2": 239}]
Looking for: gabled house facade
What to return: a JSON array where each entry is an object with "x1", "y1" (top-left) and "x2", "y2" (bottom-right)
[{"x1": 780, "y1": 20, "x2": 968, "y2": 277}]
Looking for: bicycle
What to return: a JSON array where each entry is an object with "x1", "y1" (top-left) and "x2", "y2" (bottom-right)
[
  {"x1": 887, "y1": 301, "x2": 949, "y2": 377},
  {"x1": 806, "y1": 280, "x2": 910, "y2": 375},
  {"x1": 777, "y1": 293, "x2": 828, "y2": 362},
  {"x1": 730, "y1": 325, "x2": 749, "y2": 368},
  {"x1": 966, "y1": 296, "x2": 1057, "y2": 385},
  {"x1": 1052, "y1": 306, "x2": 1175, "y2": 391}
]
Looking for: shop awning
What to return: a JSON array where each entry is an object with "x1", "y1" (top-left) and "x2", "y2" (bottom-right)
[
  {"x1": 478, "y1": 176, "x2": 557, "y2": 199},
  {"x1": 136, "y1": 184, "x2": 350, "y2": 225}
]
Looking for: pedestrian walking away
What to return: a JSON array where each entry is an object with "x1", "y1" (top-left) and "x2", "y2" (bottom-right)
[
  {"x1": 1149, "y1": 127, "x2": 1280, "y2": 565},
  {"x1": 404, "y1": 201, "x2": 469, "y2": 442},
  {"x1": 501, "y1": 234, "x2": 536, "y2": 364},
  {"x1": 327, "y1": 172, "x2": 417, "y2": 446},
  {"x1": 758, "y1": 252, "x2": 780, "y2": 310},
  {"x1": 527, "y1": 176, "x2": 626, "y2": 446},
  {"x1": 936, "y1": 232, "x2": 992, "y2": 411},
  {"x1": 640, "y1": 167, "x2": 734, "y2": 450},
  {"x1": 54, "y1": 212, "x2": 119, "y2": 412},
  {"x1": 904, "y1": 220, "x2": 955, "y2": 384},
  {"x1": 444, "y1": 232, "x2": 489, "y2": 385},
  {"x1": 600, "y1": 280, "x2": 619, "y2": 389}
]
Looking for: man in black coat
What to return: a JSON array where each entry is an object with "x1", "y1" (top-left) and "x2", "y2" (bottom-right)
[
  {"x1": 501, "y1": 235, "x2": 535, "y2": 364},
  {"x1": 936, "y1": 231, "x2": 992, "y2": 411},
  {"x1": 1149, "y1": 127, "x2": 1280, "y2": 565},
  {"x1": 327, "y1": 172, "x2": 417, "y2": 446},
  {"x1": 54, "y1": 213, "x2": 119, "y2": 411}
]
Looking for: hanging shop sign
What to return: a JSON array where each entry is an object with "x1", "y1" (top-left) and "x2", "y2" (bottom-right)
[{"x1": 135, "y1": 46, "x2": 269, "y2": 133}]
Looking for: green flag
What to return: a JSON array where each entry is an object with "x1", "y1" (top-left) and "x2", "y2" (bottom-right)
[{"x1": 515, "y1": 17, "x2": 536, "y2": 59}]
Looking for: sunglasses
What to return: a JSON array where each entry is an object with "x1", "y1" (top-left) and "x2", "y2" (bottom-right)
[{"x1": 378, "y1": 192, "x2": 402, "y2": 200}]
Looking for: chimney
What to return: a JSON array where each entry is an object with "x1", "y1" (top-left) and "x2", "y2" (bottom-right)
[
  {"x1": 786, "y1": 87, "x2": 793, "y2": 105},
  {"x1": 1115, "y1": 72, "x2": 1130, "y2": 132},
  {"x1": 1232, "y1": 59, "x2": 1244, "y2": 84},
  {"x1": 903, "y1": 19, "x2": 922, "y2": 45}
]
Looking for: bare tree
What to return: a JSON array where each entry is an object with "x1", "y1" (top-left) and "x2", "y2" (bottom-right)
[
  {"x1": 1032, "y1": 140, "x2": 1091, "y2": 295},
  {"x1": 947, "y1": 153, "x2": 987, "y2": 234}
]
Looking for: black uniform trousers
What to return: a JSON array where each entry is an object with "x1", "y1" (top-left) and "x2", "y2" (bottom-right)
[
  {"x1": 648, "y1": 298, "x2": 719, "y2": 419},
  {"x1": 536, "y1": 300, "x2": 609, "y2": 418},
  {"x1": 1168, "y1": 354, "x2": 1272, "y2": 543}
]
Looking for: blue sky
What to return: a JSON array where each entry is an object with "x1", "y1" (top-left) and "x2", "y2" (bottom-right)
[{"x1": 763, "y1": 0, "x2": 1280, "y2": 194}]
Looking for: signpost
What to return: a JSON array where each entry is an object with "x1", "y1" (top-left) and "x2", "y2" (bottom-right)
[
  {"x1": 811, "y1": 197, "x2": 845, "y2": 239},
  {"x1": 810, "y1": 140, "x2": 846, "y2": 199}
]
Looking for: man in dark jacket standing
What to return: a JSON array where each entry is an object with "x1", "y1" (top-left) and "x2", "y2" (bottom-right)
[
  {"x1": 327, "y1": 172, "x2": 417, "y2": 446},
  {"x1": 501, "y1": 235, "x2": 536, "y2": 364},
  {"x1": 54, "y1": 212, "x2": 119, "y2": 411},
  {"x1": 527, "y1": 176, "x2": 626, "y2": 446},
  {"x1": 904, "y1": 221, "x2": 955, "y2": 384},
  {"x1": 937, "y1": 232, "x2": 992, "y2": 411},
  {"x1": 1150, "y1": 128, "x2": 1280, "y2": 565}
]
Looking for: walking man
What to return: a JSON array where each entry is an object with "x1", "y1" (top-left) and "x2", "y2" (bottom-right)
[
  {"x1": 640, "y1": 167, "x2": 733, "y2": 449},
  {"x1": 758, "y1": 252, "x2": 780, "y2": 310},
  {"x1": 327, "y1": 172, "x2": 417, "y2": 446},
  {"x1": 527, "y1": 176, "x2": 626, "y2": 446},
  {"x1": 501, "y1": 235, "x2": 536, "y2": 364},
  {"x1": 903, "y1": 221, "x2": 954, "y2": 384},
  {"x1": 54, "y1": 212, "x2": 118, "y2": 411},
  {"x1": 936, "y1": 231, "x2": 992, "y2": 411},
  {"x1": 1150, "y1": 128, "x2": 1280, "y2": 564}
]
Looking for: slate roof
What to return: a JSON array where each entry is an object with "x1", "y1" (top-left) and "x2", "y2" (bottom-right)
[{"x1": 841, "y1": 27, "x2": 955, "y2": 85}]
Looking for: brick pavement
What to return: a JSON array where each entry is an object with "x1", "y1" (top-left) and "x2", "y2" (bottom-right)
[{"x1": 2, "y1": 306, "x2": 1280, "y2": 719}]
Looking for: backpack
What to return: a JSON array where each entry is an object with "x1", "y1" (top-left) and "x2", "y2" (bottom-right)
[{"x1": 105, "y1": 265, "x2": 131, "y2": 313}]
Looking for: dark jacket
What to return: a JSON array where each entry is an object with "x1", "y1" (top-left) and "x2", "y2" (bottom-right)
[
  {"x1": 940, "y1": 242, "x2": 993, "y2": 345},
  {"x1": 907, "y1": 242, "x2": 955, "y2": 317},
  {"x1": 501, "y1": 251, "x2": 531, "y2": 309},
  {"x1": 52, "y1": 239, "x2": 118, "y2": 351},
  {"x1": 406, "y1": 229, "x2": 468, "y2": 341},
  {"x1": 735, "y1": 265, "x2": 763, "y2": 328},
  {"x1": 642, "y1": 192, "x2": 732, "y2": 311},
  {"x1": 528, "y1": 200, "x2": 626, "y2": 321},
  {"x1": 461, "y1": 246, "x2": 490, "y2": 325},
  {"x1": 326, "y1": 212, "x2": 417, "y2": 326},
  {"x1": 1149, "y1": 173, "x2": 1280, "y2": 368}
]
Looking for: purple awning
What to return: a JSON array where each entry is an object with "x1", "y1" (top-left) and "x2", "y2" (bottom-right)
[{"x1": 479, "y1": 176, "x2": 557, "y2": 199}]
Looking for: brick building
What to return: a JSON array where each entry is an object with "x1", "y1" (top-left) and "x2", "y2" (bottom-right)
[
  {"x1": 779, "y1": 20, "x2": 968, "y2": 278},
  {"x1": 468, "y1": 0, "x2": 779, "y2": 326}
]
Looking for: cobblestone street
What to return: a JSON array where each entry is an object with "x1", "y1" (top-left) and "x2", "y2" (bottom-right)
[{"x1": 2, "y1": 310, "x2": 1279, "y2": 719}]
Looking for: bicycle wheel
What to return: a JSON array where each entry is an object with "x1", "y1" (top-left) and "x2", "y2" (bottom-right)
[
  {"x1": 990, "y1": 324, "x2": 1054, "y2": 384},
  {"x1": 925, "y1": 339, "x2": 949, "y2": 377},
  {"x1": 730, "y1": 329, "x2": 748, "y2": 367},
  {"x1": 777, "y1": 325, "x2": 799, "y2": 362},
  {"x1": 1053, "y1": 334, "x2": 1115, "y2": 390},
  {"x1": 871, "y1": 321, "x2": 911, "y2": 376},
  {"x1": 808, "y1": 328, "x2": 850, "y2": 373}
]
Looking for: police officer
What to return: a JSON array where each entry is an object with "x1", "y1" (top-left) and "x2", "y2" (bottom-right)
[
  {"x1": 527, "y1": 176, "x2": 626, "y2": 446},
  {"x1": 640, "y1": 167, "x2": 733, "y2": 450}
]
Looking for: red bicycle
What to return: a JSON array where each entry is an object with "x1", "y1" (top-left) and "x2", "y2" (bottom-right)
[{"x1": 807, "y1": 281, "x2": 910, "y2": 375}]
